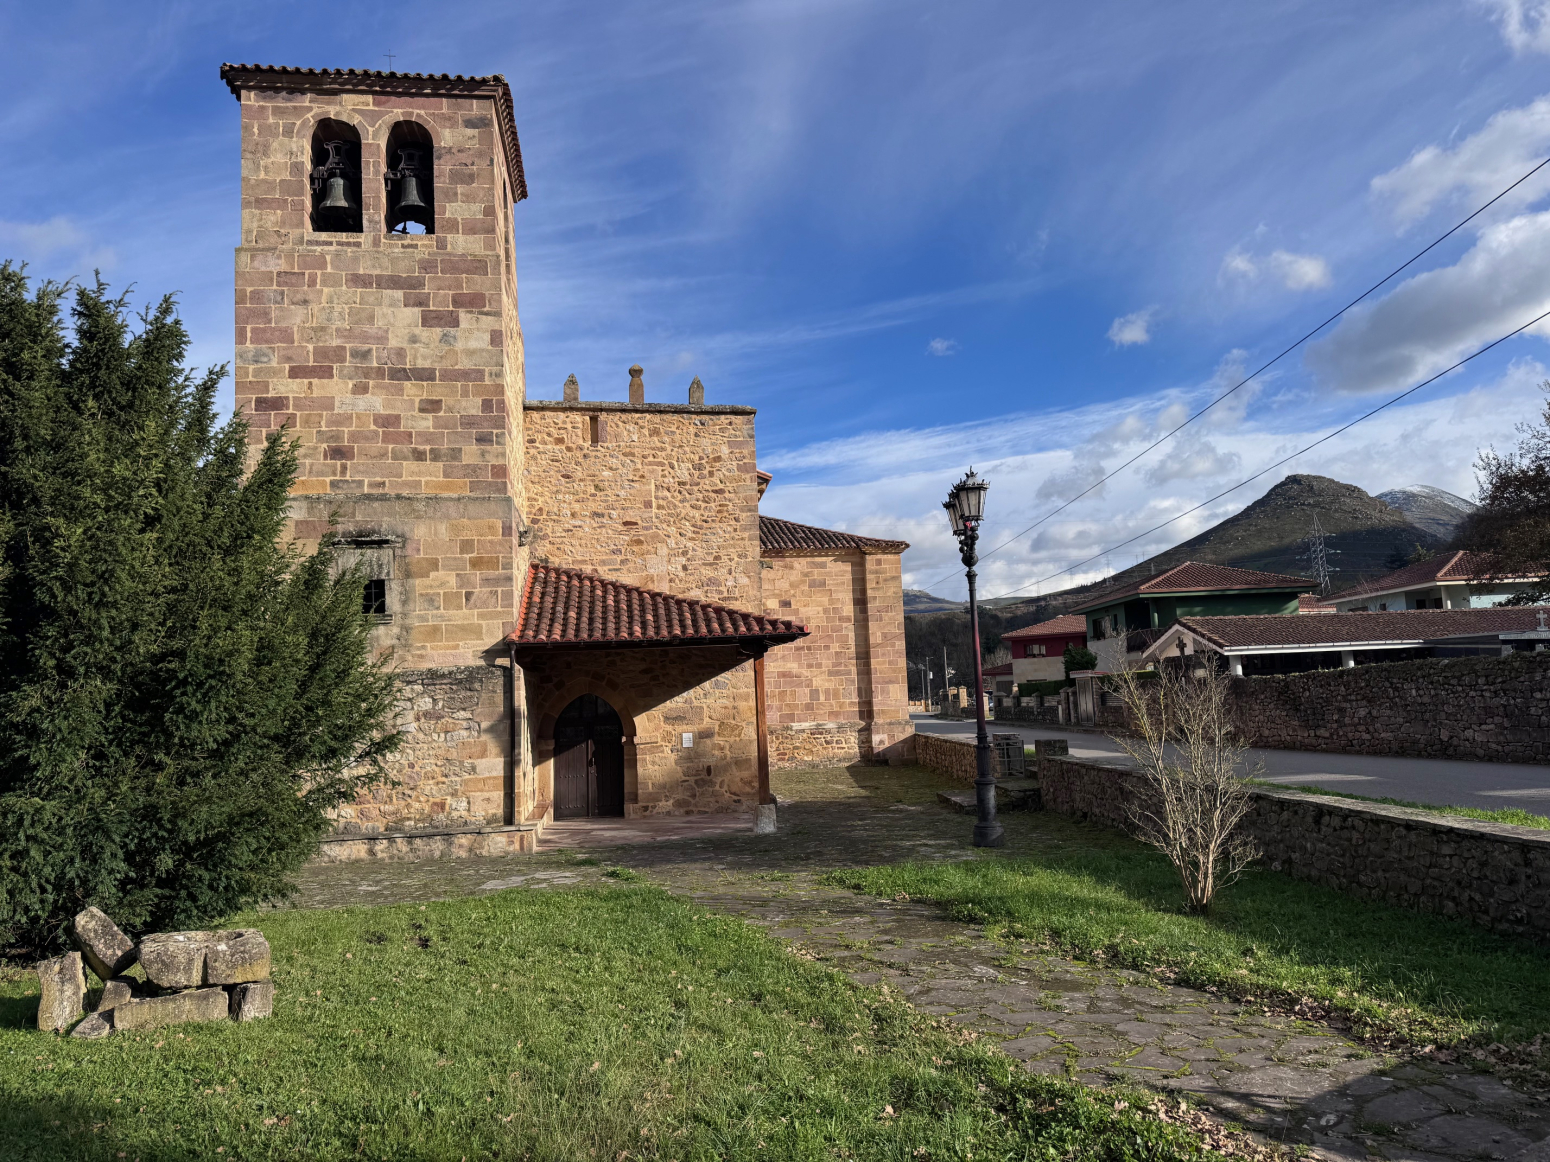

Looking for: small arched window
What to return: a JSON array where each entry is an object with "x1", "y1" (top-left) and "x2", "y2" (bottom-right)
[
  {"x1": 384, "y1": 121, "x2": 435, "y2": 234},
  {"x1": 309, "y1": 119, "x2": 363, "y2": 233}
]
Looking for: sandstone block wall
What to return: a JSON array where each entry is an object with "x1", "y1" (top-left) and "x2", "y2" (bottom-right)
[
  {"x1": 522, "y1": 401, "x2": 761, "y2": 605},
  {"x1": 519, "y1": 646, "x2": 759, "y2": 816},
  {"x1": 761, "y1": 550, "x2": 912, "y2": 767},
  {"x1": 332, "y1": 664, "x2": 510, "y2": 836},
  {"x1": 1038, "y1": 755, "x2": 1550, "y2": 944},
  {"x1": 1230, "y1": 651, "x2": 1550, "y2": 764}
]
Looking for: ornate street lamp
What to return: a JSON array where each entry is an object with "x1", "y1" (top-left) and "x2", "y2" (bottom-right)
[{"x1": 944, "y1": 469, "x2": 1004, "y2": 848}]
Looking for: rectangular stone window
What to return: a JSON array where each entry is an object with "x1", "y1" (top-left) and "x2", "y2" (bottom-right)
[{"x1": 362, "y1": 578, "x2": 389, "y2": 621}]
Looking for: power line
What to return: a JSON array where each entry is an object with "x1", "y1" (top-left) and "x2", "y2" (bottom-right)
[
  {"x1": 917, "y1": 151, "x2": 1550, "y2": 595},
  {"x1": 979, "y1": 302, "x2": 1550, "y2": 604}
]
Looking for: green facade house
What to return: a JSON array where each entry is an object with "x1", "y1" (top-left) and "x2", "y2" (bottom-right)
[{"x1": 1071, "y1": 562, "x2": 1312, "y2": 672}]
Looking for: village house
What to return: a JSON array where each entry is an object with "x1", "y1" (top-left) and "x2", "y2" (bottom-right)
[
  {"x1": 1140, "y1": 606, "x2": 1550, "y2": 675},
  {"x1": 1000, "y1": 613, "x2": 1087, "y2": 684},
  {"x1": 222, "y1": 63, "x2": 911, "y2": 858},
  {"x1": 1325, "y1": 551, "x2": 1543, "y2": 612},
  {"x1": 1072, "y1": 562, "x2": 1312, "y2": 672}
]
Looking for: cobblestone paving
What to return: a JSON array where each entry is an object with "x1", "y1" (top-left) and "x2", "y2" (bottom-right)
[{"x1": 288, "y1": 767, "x2": 1549, "y2": 1162}]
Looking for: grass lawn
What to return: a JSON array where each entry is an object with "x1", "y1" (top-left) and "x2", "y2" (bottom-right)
[
  {"x1": 826, "y1": 813, "x2": 1550, "y2": 1051},
  {"x1": 1252, "y1": 780, "x2": 1550, "y2": 830},
  {"x1": 1, "y1": 885, "x2": 1225, "y2": 1162}
]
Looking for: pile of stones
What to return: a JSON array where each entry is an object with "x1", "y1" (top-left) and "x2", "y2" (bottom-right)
[{"x1": 36, "y1": 907, "x2": 274, "y2": 1039}]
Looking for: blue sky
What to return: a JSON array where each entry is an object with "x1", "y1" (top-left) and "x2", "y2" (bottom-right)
[{"x1": 7, "y1": 1, "x2": 1550, "y2": 598}]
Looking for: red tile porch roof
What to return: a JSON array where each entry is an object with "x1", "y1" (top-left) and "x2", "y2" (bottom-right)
[
  {"x1": 218, "y1": 63, "x2": 526, "y2": 201},
  {"x1": 1071, "y1": 562, "x2": 1310, "y2": 614},
  {"x1": 1325, "y1": 551, "x2": 1541, "y2": 603},
  {"x1": 509, "y1": 565, "x2": 807, "y2": 649},
  {"x1": 759, "y1": 515, "x2": 910, "y2": 555},
  {"x1": 1158, "y1": 607, "x2": 1549, "y2": 652},
  {"x1": 1002, "y1": 614, "x2": 1088, "y2": 641}
]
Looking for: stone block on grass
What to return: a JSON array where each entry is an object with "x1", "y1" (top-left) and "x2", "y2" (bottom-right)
[
  {"x1": 138, "y1": 931, "x2": 213, "y2": 988},
  {"x1": 71, "y1": 906, "x2": 137, "y2": 981},
  {"x1": 96, "y1": 977, "x2": 137, "y2": 1012},
  {"x1": 112, "y1": 986, "x2": 230, "y2": 1032},
  {"x1": 205, "y1": 930, "x2": 271, "y2": 985},
  {"x1": 229, "y1": 979, "x2": 274, "y2": 1022},
  {"x1": 36, "y1": 952, "x2": 86, "y2": 1032},
  {"x1": 70, "y1": 1012, "x2": 113, "y2": 1040}
]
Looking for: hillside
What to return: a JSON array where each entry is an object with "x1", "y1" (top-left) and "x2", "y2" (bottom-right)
[
  {"x1": 1377, "y1": 485, "x2": 1477, "y2": 540},
  {"x1": 906, "y1": 475, "x2": 1449, "y2": 671},
  {"x1": 903, "y1": 588, "x2": 965, "y2": 614}
]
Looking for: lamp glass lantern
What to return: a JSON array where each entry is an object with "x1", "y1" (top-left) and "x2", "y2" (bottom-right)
[{"x1": 944, "y1": 469, "x2": 988, "y2": 538}]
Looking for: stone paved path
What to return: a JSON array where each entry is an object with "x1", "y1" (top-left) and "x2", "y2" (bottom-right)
[{"x1": 288, "y1": 767, "x2": 1550, "y2": 1162}]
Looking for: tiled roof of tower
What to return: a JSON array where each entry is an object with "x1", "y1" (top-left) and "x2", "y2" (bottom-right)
[
  {"x1": 759, "y1": 515, "x2": 910, "y2": 555},
  {"x1": 1326, "y1": 551, "x2": 1540, "y2": 602},
  {"x1": 218, "y1": 63, "x2": 526, "y2": 201},
  {"x1": 509, "y1": 565, "x2": 807, "y2": 648},
  {"x1": 1159, "y1": 607, "x2": 1550, "y2": 651},
  {"x1": 1002, "y1": 614, "x2": 1088, "y2": 640},
  {"x1": 1071, "y1": 562, "x2": 1310, "y2": 613}
]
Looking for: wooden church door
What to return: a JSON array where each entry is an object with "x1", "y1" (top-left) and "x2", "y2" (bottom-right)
[{"x1": 553, "y1": 694, "x2": 625, "y2": 819}]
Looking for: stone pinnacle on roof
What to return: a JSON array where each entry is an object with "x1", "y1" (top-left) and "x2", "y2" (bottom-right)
[
  {"x1": 563, "y1": 374, "x2": 580, "y2": 403},
  {"x1": 628, "y1": 365, "x2": 645, "y2": 404},
  {"x1": 689, "y1": 377, "x2": 704, "y2": 405}
]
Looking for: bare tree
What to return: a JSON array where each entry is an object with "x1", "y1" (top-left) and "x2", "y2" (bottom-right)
[{"x1": 1108, "y1": 663, "x2": 1261, "y2": 913}]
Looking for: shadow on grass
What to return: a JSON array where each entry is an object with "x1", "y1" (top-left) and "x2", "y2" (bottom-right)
[
  {"x1": 0, "y1": 991, "x2": 39, "y2": 1031},
  {"x1": 0, "y1": 1091, "x2": 158, "y2": 1162}
]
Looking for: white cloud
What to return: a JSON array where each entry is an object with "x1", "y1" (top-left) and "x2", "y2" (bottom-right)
[
  {"x1": 761, "y1": 364, "x2": 1545, "y2": 603},
  {"x1": 0, "y1": 216, "x2": 115, "y2": 269},
  {"x1": 1307, "y1": 208, "x2": 1550, "y2": 394},
  {"x1": 1220, "y1": 246, "x2": 1330, "y2": 290},
  {"x1": 1370, "y1": 95, "x2": 1550, "y2": 225},
  {"x1": 1479, "y1": 0, "x2": 1550, "y2": 54},
  {"x1": 1267, "y1": 250, "x2": 1332, "y2": 291},
  {"x1": 1107, "y1": 307, "x2": 1156, "y2": 347},
  {"x1": 926, "y1": 337, "x2": 958, "y2": 356}
]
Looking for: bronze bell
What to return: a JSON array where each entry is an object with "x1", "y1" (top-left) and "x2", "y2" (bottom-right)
[
  {"x1": 319, "y1": 174, "x2": 356, "y2": 211},
  {"x1": 395, "y1": 171, "x2": 426, "y2": 210}
]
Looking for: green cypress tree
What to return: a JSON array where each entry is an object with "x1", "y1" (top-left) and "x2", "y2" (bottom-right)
[{"x1": 0, "y1": 267, "x2": 401, "y2": 952}]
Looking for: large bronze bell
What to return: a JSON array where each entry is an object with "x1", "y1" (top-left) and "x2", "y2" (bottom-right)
[{"x1": 395, "y1": 171, "x2": 426, "y2": 210}]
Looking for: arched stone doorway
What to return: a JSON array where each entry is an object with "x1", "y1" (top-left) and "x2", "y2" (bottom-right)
[{"x1": 553, "y1": 694, "x2": 625, "y2": 819}]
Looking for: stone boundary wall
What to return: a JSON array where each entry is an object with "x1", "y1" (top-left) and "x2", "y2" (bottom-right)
[
  {"x1": 1231, "y1": 651, "x2": 1550, "y2": 764},
  {"x1": 996, "y1": 704, "x2": 1060, "y2": 726},
  {"x1": 1037, "y1": 755, "x2": 1550, "y2": 944},
  {"x1": 916, "y1": 734, "x2": 978, "y2": 782}
]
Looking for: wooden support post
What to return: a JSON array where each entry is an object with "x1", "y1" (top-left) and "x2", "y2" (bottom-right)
[{"x1": 754, "y1": 652, "x2": 772, "y2": 805}]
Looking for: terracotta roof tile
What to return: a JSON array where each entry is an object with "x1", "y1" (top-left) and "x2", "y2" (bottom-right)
[
  {"x1": 509, "y1": 565, "x2": 807, "y2": 648},
  {"x1": 1072, "y1": 562, "x2": 1309, "y2": 613},
  {"x1": 1325, "y1": 551, "x2": 1541, "y2": 602},
  {"x1": 759, "y1": 515, "x2": 909, "y2": 555},
  {"x1": 983, "y1": 662, "x2": 1014, "y2": 677},
  {"x1": 1298, "y1": 593, "x2": 1337, "y2": 613},
  {"x1": 1158, "y1": 607, "x2": 1549, "y2": 652},
  {"x1": 1002, "y1": 614, "x2": 1088, "y2": 640},
  {"x1": 218, "y1": 63, "x2": 526, "y2": 201}
]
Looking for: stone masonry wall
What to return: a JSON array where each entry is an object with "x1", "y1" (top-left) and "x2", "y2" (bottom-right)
[
  {"x1": 1038, "y1": 755, "x2": 1550, "y2": 944},
  {"x1": 522, "y1": 400, "x2": 761, "y2": 606},
  {"x1": 332, "y1": 664, "x2": 509, "y2": 836},
  {"x1": 1230, "y1": 651, "x2": 1550, "y2": 763},
  {"x1": 761, "y1": 550, "x2": 913, "y2": 767},
  {"x1": 519, "y1": 646, "x2": 759, "y2": 817}
]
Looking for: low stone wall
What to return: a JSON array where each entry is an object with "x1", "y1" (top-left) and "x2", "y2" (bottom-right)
[
  {"x1": 916, "y1": 734, "x2": 979, "y2": 782},
  {"x1": 1232, "y1": 650, "x2": 1550, "y2": 764},
  {"x1": 996, "y1": 704, "x2": 1060, "y2": 725},
  {"x1": 1037, "y1": 755, "x2": 1550, "y2": 944},
  {"x1": 769, "y1": 721, "x2": 917, "y2": 769}
]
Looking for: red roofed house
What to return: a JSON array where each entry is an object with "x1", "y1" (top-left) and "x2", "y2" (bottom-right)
[
  {"x1": 1325, "y1": 551, "x2": 1544, "y2": 612},
  {"x1": 1071, "y1": 563, "x2": 1314, "y2": 672},
  {"x1": 1001, "y1": 614, "x2": 1088, "y2": 683},
  {"x1": 223, "y1": 64, "x2": 910, "y2": 858}
]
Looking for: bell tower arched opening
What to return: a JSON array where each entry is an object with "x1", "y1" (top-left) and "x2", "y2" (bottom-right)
[
  {"x1": 552, "y1": 694, "x2": 625, "y2": 819},
  {"x1": 309, "y1": 119, "x2": 363, "y2": 233},
  {"x1": 385, "y1": 121, "x2": 435, "y2": 234}
]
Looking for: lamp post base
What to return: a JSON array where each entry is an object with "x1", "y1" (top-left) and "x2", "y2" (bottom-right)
[{"x1": 972, "y1": 822, "x2": 1005, "y2": 848}]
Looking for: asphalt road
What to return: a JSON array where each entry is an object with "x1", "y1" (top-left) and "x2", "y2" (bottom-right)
[{"x1": 911, "y1": 713, "x2": 1550, "y2": 813}]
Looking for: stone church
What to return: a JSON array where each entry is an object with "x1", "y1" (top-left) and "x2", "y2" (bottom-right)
[{"x1": 220, "y1": 64, "x2": 913, "y2": 858}]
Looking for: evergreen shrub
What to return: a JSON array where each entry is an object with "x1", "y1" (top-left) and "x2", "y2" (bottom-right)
[{"x1": 0, "y1": 269, "x2": 401, "y2": 953}]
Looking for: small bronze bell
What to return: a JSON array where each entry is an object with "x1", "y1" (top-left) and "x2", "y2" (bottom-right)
[{"x1": 319, "y1": 174, "x2": 356, "y2": 211}]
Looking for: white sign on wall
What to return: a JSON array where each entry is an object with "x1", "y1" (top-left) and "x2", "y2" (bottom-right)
[{"x1": 681, "y1": 732, "x2": 694, "y2": 748}]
